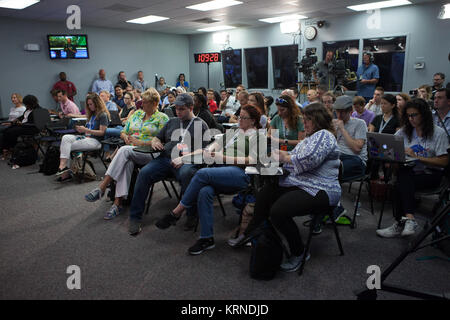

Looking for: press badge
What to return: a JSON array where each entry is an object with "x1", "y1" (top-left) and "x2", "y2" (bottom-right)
[
  {"x1": 177, "y1": 143, "x2": 189, "y2": 155},
  {"x1": 280, "y1": 143, "x2": 288, "y2": 151}
]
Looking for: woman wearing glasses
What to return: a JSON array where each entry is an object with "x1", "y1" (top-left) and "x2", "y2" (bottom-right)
[
  {"x1": 376, "y1": 98, "x2": 449, "y2": 238},
  {"x1": 269, "y1": 95, "x2": 305, "y2": 151},
  {"x1": 156, "y1": 105, "x2": 266, "y2": 255}
]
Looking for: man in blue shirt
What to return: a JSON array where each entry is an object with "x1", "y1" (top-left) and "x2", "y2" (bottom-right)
[
  {"x1": 356, "y1": 53, "x2": 379, "y2": 103},
  {"x1": 112, "y1": 85, "x2": 125, "y2": 109},
  {"x1": 92, "y1": 69, "x2": 114, "y2": 97}
]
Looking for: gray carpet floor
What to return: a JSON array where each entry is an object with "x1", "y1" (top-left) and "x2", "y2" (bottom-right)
[{"x1": 0, "y1": 157, "x2": 449, "y2": 300}]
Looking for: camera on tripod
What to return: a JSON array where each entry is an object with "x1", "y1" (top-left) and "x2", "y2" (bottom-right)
[{"x1": 295, "y1": 48, "x2": 318, "y2": 81}]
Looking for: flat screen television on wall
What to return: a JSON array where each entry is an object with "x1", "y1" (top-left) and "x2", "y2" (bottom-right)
[{"x1": 47, "y1": 35, "x2": 89, "y2": 59}]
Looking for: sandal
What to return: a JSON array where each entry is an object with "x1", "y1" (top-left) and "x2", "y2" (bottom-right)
[{"x1": 85, "y1": 187, "x2": 104, "y2": 202}]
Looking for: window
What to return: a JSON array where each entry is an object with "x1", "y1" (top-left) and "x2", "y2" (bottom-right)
[
  {"x1": 245, "y1": 47, "x2": 268, "y2": 89},
  {"x1": 363, "y1": 36, "x2": 406, "y2": 91},
  {"x1": 272, "y1": 45, "x2": 298, "y2": 89},
  {"x1": 221, "y1": 49, "x2": 242, "y2": 89},
  {"x1": 323, "y1": 40, "x2": 359, "y2": 90}
]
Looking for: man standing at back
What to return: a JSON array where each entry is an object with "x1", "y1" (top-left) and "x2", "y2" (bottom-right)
[
  {"x1": 357, "y1": 52, "x2": 379, "y2": 104},
  {"x1": 313, "y1": 50, "x2": 336, "y2": 91},
  {"x1": 92, "y1": 69, "x2": 114, "y2": 97},
  {"x1": 52, "y1": 72, "x2": 77, "y2": 102},
  {"x1": 431, "y1": 73, "x2": 445, "y2": 100},
  {"x1": 134, "y1": 71, "x2": 149, "y2": 92}
]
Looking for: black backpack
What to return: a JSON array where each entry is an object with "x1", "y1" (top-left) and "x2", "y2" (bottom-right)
[
  {"x1": 10, "y1": 142, "x2": 37, "y2": 167},
  {"x1": 249, "y1": 222, "x2": 286, "y2": 280},
  {"x1": 39, "y1": 146, "x2": 60, "y2": 175}
]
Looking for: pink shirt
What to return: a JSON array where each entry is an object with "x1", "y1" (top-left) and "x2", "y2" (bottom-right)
[{"x1": 60, "y1": 99, "x2": 80, "y2": 115}]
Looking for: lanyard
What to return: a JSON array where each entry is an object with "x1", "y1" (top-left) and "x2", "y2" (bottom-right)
[
  {"x1": 180, "y1": 117, "x2": 195, "y2": 144},
  {"x1": 280, "y1": 119, "x2": 289, "y2": 139},
  {"x1": 378, "y1": 115, "x2": 392, "y2": 133},
  {"x1": 87, "y1": 115, "x2": 96, "y2": 130},
  {"x1": 224, "y1": 130, "x2": 241, "y2": 150}
]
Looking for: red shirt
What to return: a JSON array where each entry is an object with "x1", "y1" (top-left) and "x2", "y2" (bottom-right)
[
  {"x1": 52, "y1": 81, "x2": 77, "y2": 101},
  {"x1": 208, "y1": 100, "x2": 218, "y2": 114}
]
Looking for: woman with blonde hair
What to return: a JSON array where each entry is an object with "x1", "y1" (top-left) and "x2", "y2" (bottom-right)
[
  {"x1": 85, "y1": 88, "x2": 169, "y2": 219},
  {"x1": 0, "y1": 93, "x2": 26, "y2": 155},
  {"x1": 56, "y1": 93, "x2": 110, "y2": 181}
]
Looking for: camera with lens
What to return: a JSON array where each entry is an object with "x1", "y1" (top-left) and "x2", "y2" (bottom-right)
[
  {"x1": 296, "y1": 48, "x2": 318, "y2": 81},
  {"x1": 409, "y1": 89, "x2": 418, "y2": 97}
]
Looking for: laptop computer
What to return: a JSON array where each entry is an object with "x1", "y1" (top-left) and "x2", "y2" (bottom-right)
[
  {"x1": 109, "y1": 111, "x2": 122, "y2": 127},
  {"x1": 367, "y1": 132, "x2": 416, "y2": 163}
]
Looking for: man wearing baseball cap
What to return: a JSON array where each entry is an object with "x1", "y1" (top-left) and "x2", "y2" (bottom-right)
[
  {"x1": 128, "y1": 93, "x2": 210, "y2": 236},
  {"x1": 332, "y1": 95, "x2": 368, "y2": 220}
]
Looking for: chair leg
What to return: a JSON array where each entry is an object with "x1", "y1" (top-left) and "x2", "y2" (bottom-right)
[
  {"x1": 348, "y1": 182, "x2": 352, "y2": 193},
  {"x1": 80, "y1": 153, "x2": 88, "y2": 183},
  {"x1": 169, "y1": 180, "x2": 180, "y2": 200},
  {"x1": 331, "y1": 219, "x2": 345, "y2": 256},
  {"x1": 217, "y1": 194, "x2": 226, "y2": 217},
  {"x1": 350, "y1": 179, "x2": 364, "y2": 229},
  {"x1": 298, "y1": 223, "x2": 314, "y2": 276},
  {"x1": 161, "y1": 180, "x2": 172, "y2": 199}
]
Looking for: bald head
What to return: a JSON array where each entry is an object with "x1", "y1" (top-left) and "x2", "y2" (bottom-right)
[{"x1": 99, "y1": 69, "x2": 106, "y2": 80}]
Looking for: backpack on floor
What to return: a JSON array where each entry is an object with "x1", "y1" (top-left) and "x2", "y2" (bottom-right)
[
  {"x1": 10, "y1": 142, "x2": 37, "y2": 167},
  {"x1": 249, "y1": 222, "x2": 286, "y2": 281},
  {"x1": 39, "y1": 146, "x2": 60, "y2": 175},
  {"x1": 70, "y1": 154, "x2": 96, "y2": 180}
]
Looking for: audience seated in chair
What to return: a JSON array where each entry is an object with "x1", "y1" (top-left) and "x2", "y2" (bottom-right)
[
  {"x1": 56, "y1": 93, "x2": 109, "y2": 181},
  {"x1": 85, "y1": 88, "x2": 169, "y2": 219},
  {"x1": 0, "y1": 93, "x2": 26, "y2": 149},
  {"x1": 100, "y1": 90, "x2": 118, "y2": 112},
  {"x1": 242, "y1": 103, "x2": 341, "y2": 272},
  {"x1": 127, "y1": 93, "x2": 211, "y2": 236},
  {"x1": 1, "y1": 95, "x2": 44, "y2": 164},
  {"x1": 164, "y1": 105, "x2": 266, "y2": 255},
  {"x1": 269, "y1": 95, "x2": 305, "y2": 151},
  {"x1": 376, "y1": 98, "x2": 449, "y2": 238},
  {"x1": 332, "y1": 95, "x2": 368, "y2": 218}
]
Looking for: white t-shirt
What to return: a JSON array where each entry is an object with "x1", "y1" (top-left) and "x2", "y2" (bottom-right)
[
  {"x1": 22, "y1": 110, "x2": 32, "y2": 124},
  {"x1": 395, "y1": 125, "x2": 449, "y2": 173},
  {"x1": 365, "y1": 102, "x2": 382, "y2": 116},
  {"x1": 8, "y1": 105, "x2": 26, "y2": 121}
]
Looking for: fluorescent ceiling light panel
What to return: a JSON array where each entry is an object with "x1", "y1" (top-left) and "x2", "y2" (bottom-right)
[
  {"x1": 347, "y1": 0, "x2": 411, "y2": 11},
  {"x1": 438, "y1": 4, "x2": 450, "y2": 19},
  {"x1": 197, "y1": 25, "x2": 236, "y2": 32},
  {"x1": 259, "y1": 14, "x2": 308, "y2": 23},
  {"x1": 0, "y1": 0, "x2": 40, "y2": 9},
  {"x1": 126, "y1": 15, "x2": 169, "y2": 24},
  {"x1": 187, "y1": 0, "x2": 242, "y2": 11}
]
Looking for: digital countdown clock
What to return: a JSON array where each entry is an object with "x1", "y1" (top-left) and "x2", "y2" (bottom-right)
[{"x1": 194, "y1": 52, "x2": 221, "y2": 63}]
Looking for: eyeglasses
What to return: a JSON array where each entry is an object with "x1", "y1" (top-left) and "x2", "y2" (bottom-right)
[
  {"x1": 276, "y1": 98, "x2": 288, "y2": 105},
  {"x1": 238, "y1": 116, "x2": 251, "y2": 120},
  {"x1": 407, "y1": 113, "x2": 419, "y2": 118}
]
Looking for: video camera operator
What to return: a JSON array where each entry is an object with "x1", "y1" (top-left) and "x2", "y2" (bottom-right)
[{"x1": 313, "y1": 50, "x2": 336, "y2": 91}]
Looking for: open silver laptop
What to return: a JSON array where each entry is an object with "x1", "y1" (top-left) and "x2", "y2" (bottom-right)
[{"x1": 367, "y1": 132, "x2": 416, "y2": 163}]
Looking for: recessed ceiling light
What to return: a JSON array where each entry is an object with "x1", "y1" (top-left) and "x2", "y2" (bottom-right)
[
  {"x1": 197, "y1": 25, "x2": 236, "y2": 32},
  {"x1": 259, "y1": 14, "x2": 308, "y2": 24},
  {"x1": 126, "y1": 15, "x2": 169, "y2": 24},
  {"x1": 347, "y1": 0, "x2": 411, "y2": 11},
  {"x1": 187, "y1": 0, "x2": 242, "y2": 11},
  {"x1": 0, "y1": 0, "x2": 40, "y2": 9}
]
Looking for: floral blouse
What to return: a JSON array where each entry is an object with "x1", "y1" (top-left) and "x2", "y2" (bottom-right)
[{"x1": 121, "y1": 110, "x2": 169, "y2": 143}]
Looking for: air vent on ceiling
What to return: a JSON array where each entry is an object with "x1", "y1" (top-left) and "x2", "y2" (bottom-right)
[
  {"x1": 230, "y1": 23, "x2": 251, "y2": 28},
  {"x1": 104, "y1": 4, "x2": 141, "y2": 12},
  {"x1": 192, "y1": 18, "x2": 221, "y2": 24}
]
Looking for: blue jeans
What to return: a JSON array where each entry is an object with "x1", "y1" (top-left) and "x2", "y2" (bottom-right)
[
  {"x1": 128, "y1": 156, "x2": 200, "y2": 222},
  {"x1": 180, "y1": 166, "x2": 250, "y2": 239},
  {"x1": 104, "y1": 126, "x2": 123, "y2": 151},
  {"x1": 340, "y1": 153, "x2": 366, "y2": 181}
]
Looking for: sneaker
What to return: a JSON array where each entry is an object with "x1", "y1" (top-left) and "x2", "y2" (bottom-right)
[
  {"x1": 332, "y1": 206, "x2": 347, "y2": 222},
  {"x1": 128, "y1": 219, "x2": 142, "y2": 236},
  {"x1": 55, "y1": 167, "x2": 71, "y2": 176},
  {"x1": 104, "y1": 204, "x2": 122, "y2": 220},
  {"x1": 183, "y1": 214, "x2": 199, "y2": 231},
  {"x1": 228, "y1": 234, "x2": 251, "y2": 247},
  {"x1": 280, "y1": 251, "x2": 311, "y2": 272},
  {"x1": 85, "y1": 187, "x2": 104, "y2": 202},
  {"x1": 155, "y1": 212, "x2": 180, "y2": 229},
  {"x1": 401, "y1": 218, "x2": 418, "y2": 237},
  {"x1": 188, "y1": 237, "x2": 215, "y2": 255},
  {"x1": 312, "y1": 223, "x2": 322, "y2": 235},
  {"x1": 376, "y1": 221, "x2": 404, "y2": 238}
]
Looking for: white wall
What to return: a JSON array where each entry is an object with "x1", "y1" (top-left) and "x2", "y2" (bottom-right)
[
  {"x1": 188, "y1": 1, "x2": 450, "y2": 97},
  {"x1": 0, "y1": 17, "x2": 190, "y2": 117}
]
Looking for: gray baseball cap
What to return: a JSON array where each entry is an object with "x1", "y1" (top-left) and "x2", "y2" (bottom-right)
[
  {"x1": 333, "y1": 95, "x2": 353, "y2": 110},
  {"x1": 173, "y1": 93, "x2": 194, "y2": 106}
]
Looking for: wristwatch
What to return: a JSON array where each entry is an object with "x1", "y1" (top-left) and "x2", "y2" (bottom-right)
[{"x1": 284, "y1": 139, "x2": 288, "y2": 145}]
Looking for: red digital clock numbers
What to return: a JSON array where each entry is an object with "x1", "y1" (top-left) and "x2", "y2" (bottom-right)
[{"x1": 194, "y1": 52, "x2": 221, "y2": 63}]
